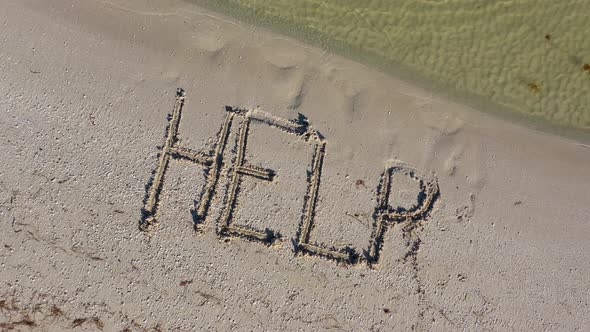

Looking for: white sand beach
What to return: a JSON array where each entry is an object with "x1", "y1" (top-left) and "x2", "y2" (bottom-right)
[{"x1": 0, "y1": 0, "x2": 589, "y2": 330}]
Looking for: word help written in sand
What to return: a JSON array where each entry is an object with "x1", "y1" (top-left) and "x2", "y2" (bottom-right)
[{"x1": 140, "y1": 89, "x2": 439, "y2": 266}]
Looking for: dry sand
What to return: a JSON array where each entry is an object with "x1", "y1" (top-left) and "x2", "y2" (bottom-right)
[{"x1": 0, "y1": 0, "x2": 589, "y2": 331}]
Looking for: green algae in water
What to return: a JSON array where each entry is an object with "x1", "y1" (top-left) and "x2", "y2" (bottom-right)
[{"x1": 191, "y1": 0, "x2": 590, "y2": 137}]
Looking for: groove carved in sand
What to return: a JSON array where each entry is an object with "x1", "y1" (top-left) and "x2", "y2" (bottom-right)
[
  {"x1": 140, "y1": 88, "x2": 232, "y2": 232},
  {"x1": 141, "y1": 89, "x2": 440, "y2": 267},
  {"x1": 217, "y1": 106, "x2": 322, "y2": 244},
  {"x1": 367, "y1": 165, "x2": 440, "y2": 265}
]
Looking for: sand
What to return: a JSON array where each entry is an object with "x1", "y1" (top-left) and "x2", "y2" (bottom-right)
[{"x1": 0, "y1": 0, "x2": 589, "y2": 330}]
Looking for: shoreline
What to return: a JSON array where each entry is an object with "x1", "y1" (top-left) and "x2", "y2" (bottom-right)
[{"x1": 189, "y1": 0, "x2": 590, "y2": 143}]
